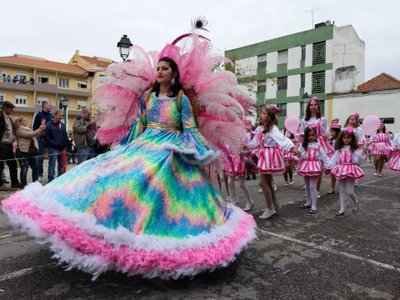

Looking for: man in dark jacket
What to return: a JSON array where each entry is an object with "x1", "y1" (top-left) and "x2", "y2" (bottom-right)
[
  {"x1": 32, "y1": 101, "x2": 52, "y2": 180},
  {"x1": 0, "y1": 101, "x2": 20, "y2": 188},
  {"x1": 44, "y1": 110, "x2": 69, "y2": 182}
]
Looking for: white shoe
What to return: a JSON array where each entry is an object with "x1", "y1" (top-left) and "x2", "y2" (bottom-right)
[
  {"x1": 234, "y1": 197, "x2": 240, "y2": 204},
  {"x1": 258, "y1": 188, "x2": 263, "y2": 193},
  {"x1": 273, "y1": 183, "x2": 278, "y2": 191},
  {"x1": 374, "y1": 172, "x2": 378, "y2": 176},
  {"x1": 259, "y1": 208, "x2": 276, "y2": 219},
  {"x1": 317, "y1": 192, "x2": 321, "y2": 199},
  {"x1": 243, "y1": 201, "x2": 254, "y2": 211},
  {"x1": 327, "y1": 189, "x2": 335, "y2": 194},
  {"x1": 289, "y1": 181, "x2": 294, "y2": 185},
  {"x1": 378, "y1": 173, "x2": 383, "y2": 177}
]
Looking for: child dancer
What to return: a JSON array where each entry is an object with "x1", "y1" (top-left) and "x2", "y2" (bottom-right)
[
  {"x1": 331, "y1": 126, "x2": 366, "y2": 216},
  {"x1": 298, "y1": 125, "x2": 332, "y2": 214},
  {"x1": 344, "y1": 113, "x2": 366, "y2": 146},
  {"x1": 370, "y1": 121, "x2": 392, "y2": 176},
  {"x1": 244, "y1": 121, "x2": 257, "y2": 180},
  {"x1": 223, "y1": 144, "x2": 254, "y2": 211},
  {"x1": 327, "y1": 119, "x2": 341, "y2": 194},
  {"x1": 300, "y1": 97, "x2": 329, "y2": 198},
  {"x1": 387, "y1": 131, "x2": 400, "y2": 172},
  {"x1": 246, "y1": 105, "x2": 299, "y2": 219},
  {"x1": 282, "y1": 128, "x2": 297, "y2": 186}
]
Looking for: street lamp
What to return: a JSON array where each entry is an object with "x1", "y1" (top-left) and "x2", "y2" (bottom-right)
[
  {"x1": 302, "y1": 92, "x2": 310, "y2": 101},
  {"x1": 117, "y1": 34, "x2": 133, "y2": 61},
  {"x1": 59, "y1": 95, "x2": 69, "y2": 129}
]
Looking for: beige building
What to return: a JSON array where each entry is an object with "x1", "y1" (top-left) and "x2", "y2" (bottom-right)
[{"x1": 0, "y1": 54, "x2": 91, "y2": 130}]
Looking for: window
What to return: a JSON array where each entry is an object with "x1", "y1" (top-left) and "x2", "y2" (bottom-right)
[
  {"x1": 277, "y1": 103, "x2": 287, "y2": 117},
  {"x1": 300, "y1": 101, "x2": 306, "y2": 117},
  {"x1": 77, "y1": 81, "x2": 87, "y2": 89},
  {"x1": 312, "y1": 71, "x2": 325, "y2": 94},
  {"x1": 0, "y1": 92, "x2": 6, "y2": 103},
  {"x1": 58, "y1": 77, "x2": 69, "y2": 89},
  {"x1": 257, "y1": 54, "x2": 267, "y2": 68},
  {"x1": 277, "y1": 77, "x2": 287, "y2": 90},
  {"x1": 15, "y1": 72, "x2": 27, "y2": 81},
  {"x1": 301, "y1": 74, "x2": 305, "y2": 88},
  {"x1": 257, "y1": 81, "x2": 266, "y2": 92},
  {"x1": 301, "y1": 45, "x2": 306, "y2": 61},
  {"x1": 37, "y1": 97, "x2": 49, "y2": 106},
  {"x1": 278, "y1": 50, "x2": 288, "y2": 64},
  {"x1": 77, "y1": 100, "x2": 87, "y2": 111},
  {"x1": 37, "y1": 75, "x2": 49, "y2": 84},
  {"x1": 15, "y1": 95, "x2": 28, "y2": 106},
  {"x1": 313, "y1": 41, "x2": 326, "y2": 65}
]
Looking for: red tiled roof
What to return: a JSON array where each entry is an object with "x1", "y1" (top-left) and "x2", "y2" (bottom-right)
[
  {"x1": 357, "y1": 73, "x2": 400, "y2": 93},
  {"x1": 0, "y1": 55, "x2": 88, "y2": 75},
  {"x1": 80, "y1": 55, "x2": 114, "y2": 68}
]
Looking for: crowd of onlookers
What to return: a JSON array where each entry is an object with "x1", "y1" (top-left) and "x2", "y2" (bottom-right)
[
  {"x1": 2, "y1": 73, "x2": 35, "y2": 85},
  {"x1": 0, "y1": 100, "x2": 101, "y2": 189}
]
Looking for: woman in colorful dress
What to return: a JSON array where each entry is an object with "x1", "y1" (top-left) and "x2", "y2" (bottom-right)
[{"x1": 1, "y1": 33, "x2": 256, "y2": 279}]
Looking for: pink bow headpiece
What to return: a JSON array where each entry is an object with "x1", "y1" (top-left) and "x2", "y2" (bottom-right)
[
  {"x1": 266, "y1": 104, "x2": 280, "y2": 114},
  {"x1": 353, "y1": 113, "x2": 360, "y2": 120},
  {"x1": 332, "y1": 118, "x2": 339, "y2": 124},
  {"x1": 308, "y1": 123, "x2": 319, "y2": 131},
  {"x1": 330, "y1": 123, "x2": 341, "y2": 129},
  {"x1": 310, "y1": 96, "x2": 320, "y2": 104},
  {"x1": 344, "y1": 126, "x2": 354, "y2": 135}
]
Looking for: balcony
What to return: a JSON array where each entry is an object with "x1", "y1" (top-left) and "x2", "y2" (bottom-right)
[{"x1": 0, "y1": 82, "x2": 90, "y2": 97}]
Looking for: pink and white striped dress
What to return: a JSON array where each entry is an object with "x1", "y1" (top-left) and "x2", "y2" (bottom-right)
[
  {"x1": 247, "y1": 125, "x2": 294, "y2": 174},
  {"x1": 222, "y1": 146, "x2": 246, "y2": 177},
  {"x1": 282, "y1": 130, "x2": 297, "y2": 161},
  {"x1": 370, "y1": 132, "x2": 392, "y2": 156},
  {"x1": 330, "y1": 146, "x2": 365, "y2": 180},
  {"x1": 298, "y1": 142, "x2": 332, "y2": 176},
  {"x1": 387, "y1": 132, "x2": 400, "y2": 171},
  {"x1": 300, "y1": 116, "x2": 331, "y2": 154}
]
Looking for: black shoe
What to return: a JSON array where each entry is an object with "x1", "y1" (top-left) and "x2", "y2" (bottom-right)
[
  {"x1": 300, "y1": 204, "x2": 311, "y2": 209},
  {"x1": 252, "y1": 174, "x2": 257, "y2": 180},
  {"x1": 11, "y1": 183, "x2": 22, "y2": 189},
  {"x1": 1, "y1": 179, "x2": 10, "y2": 184},
  {"x1": 246, "y1": 176, "x2": 251, "y2": 180}
]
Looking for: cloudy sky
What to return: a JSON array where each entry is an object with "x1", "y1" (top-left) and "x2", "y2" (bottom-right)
[{"x1": 1, "y1": 0, "x2": 399, "y2": 80}]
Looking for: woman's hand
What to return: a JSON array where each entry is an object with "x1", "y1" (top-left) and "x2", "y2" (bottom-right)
[
  {"x1": 290, "y1": 147, "x2": 300, "y2": 157},
  {"x1": 39, "y1": 124, "x2": 46, "y2": 130}
]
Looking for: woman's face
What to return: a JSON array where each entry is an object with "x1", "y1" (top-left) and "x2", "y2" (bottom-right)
[
  {"x1": 156, "y1": 61, "x2": 174, "y2": 85},
  {"x1": 21, "y1": 118, "x2": 28, "y2": 126},
  {"x1": 348, "y1": 116, "x2": 356, "y2": 126},
  {"x1": 261, "y1": 109, "x2": 269, "y2": 124},
  {"x1": 309, "y1": 102, "x2": 318, "y2": 113},
  {"x1": 379, "y1": 123, "x2": 385, "y2": 131},
  {"x1": 307, "y1": 130, "x2": 316, "y2": 142}
]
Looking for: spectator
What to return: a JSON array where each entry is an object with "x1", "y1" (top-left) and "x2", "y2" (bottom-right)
[
  {"x1": 2, "y1": 74, "x2": 6, "y2": 82},
  {"x1": 6, "y1": 74, "x2": 11, "y2": 82},
  {"x1": 0, "y1": 101, "x2": 21, "y2": 188},
  {"x1": 14, "y1": 117, "x2": 46, "y2": 187},
  {"x1": 32, "y1": 101, "x2": 53, "y2": 181},
  {"x1": 44, "y1": 110, "x2": 69, "y2": 182},
  {"x1": 67, "y1": 133, "x2": 77, "y2": 164},
  {"x1": 73, "y1": 108, "x2": 97, "y2": 164}
]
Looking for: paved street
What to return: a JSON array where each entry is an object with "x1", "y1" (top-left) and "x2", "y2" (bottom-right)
[{"x1": 0, "y1": 161, "x2": 399, "y2": 299}]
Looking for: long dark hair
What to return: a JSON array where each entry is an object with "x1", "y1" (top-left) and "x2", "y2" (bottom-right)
[
  {"x1": 304, "y1": 101, "x2": 322, "y2": 121},
  {"x1": 262, "y1": 107, "x2": 278, "y2": 133},
  {"x1": 330, "y1": 128, "x2": 341, "y2": 141},
  {"x1": 335, "y1": 130, "x2": 359, "y2": 151},
  {"x1": 151, "y1": 57, "x2": 183, "y2": 97},
  {"x1": 344, "y1": 115, "x2": 360, "y2": 128},
  {"x1": 302, "y1": 127, "x2": 317, "y2": 150},
  {"x1": 377, "y1": 123, "x2": 387, "y2": 133}
]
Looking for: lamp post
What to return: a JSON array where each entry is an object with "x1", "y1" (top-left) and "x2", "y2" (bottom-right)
[
  {"x1": 117, "y1": 34, "x2": 133, "y2": 61},
  {"x1": 59, "y1": 95, "x2": 69, "y2": 130}
]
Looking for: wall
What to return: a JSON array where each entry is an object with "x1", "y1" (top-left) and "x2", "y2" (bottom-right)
[{"x1": 331, "y1": 90, "x2": 400, "y2": 132}]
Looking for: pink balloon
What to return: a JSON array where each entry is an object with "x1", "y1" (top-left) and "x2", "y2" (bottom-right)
[
  {"x1": 284, "y1": 116, "x2": 300, "y2": 134},
  {"x1": 362, "y1": 115, "x2": 380, "y2": 135}
]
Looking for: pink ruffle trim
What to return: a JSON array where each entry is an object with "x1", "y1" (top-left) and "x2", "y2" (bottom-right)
[{"x1": 2, "y1": 194, "x2": 256, "y2": 279}]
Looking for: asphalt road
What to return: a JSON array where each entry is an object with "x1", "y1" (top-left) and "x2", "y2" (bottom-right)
[{"x1": 0, "y1": 162, "x2": 399, "y2": 299}]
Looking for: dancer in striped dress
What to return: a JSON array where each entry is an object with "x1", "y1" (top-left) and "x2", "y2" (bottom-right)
[
  {"x1": 331, "y1": 126, "x2": 366, "y2": 216},
  {"x1": 298, "y1": 125, "x2": 332, "y2": 214},
  {"x1": 300, "y1": 97, "x2": 329, "y2": 198},
  {"x1": 344, "y1": 113, "x2": 365, "y2": 146},
  {"x1": 387, "y1": 131, "x2": 400, "y2": 172},
  {"x1": 245, "y1": 105, "x2": 299, "y2": 219},
  {"x1": 282, "y1": 128, "x2": 297, "y2": 186},
  {"x1": 327, "y1": 119, "x2": 341, "y2": 194},
  {"x1": 370, "y1": 121, "x2": 392, "y2": 176}
]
